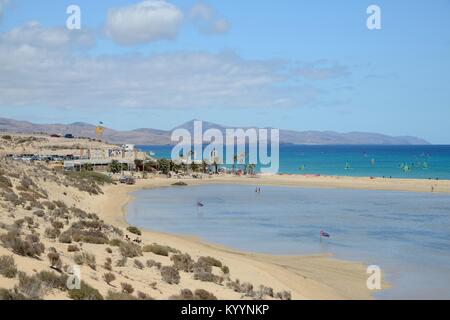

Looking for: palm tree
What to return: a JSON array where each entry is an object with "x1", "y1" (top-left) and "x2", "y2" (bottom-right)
[
  {"x1": 232, "y1": 154, "x2": 238, "y2": 173},
  {"x1": 247, "y1": 163, "x2": 256, "y2": 175}
]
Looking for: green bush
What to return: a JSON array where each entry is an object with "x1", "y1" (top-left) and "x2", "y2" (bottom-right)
[
  {"x1": 198, "y1": 256, "x2": 222, "y2": 268},
  {"x1": 221, "y1": 265, "x2": 230, "y2": 275},
  {"x1": 127, "y1": 226, "x2": 141, "y2": 236},
  {"x1": 143, "y1": 243, "x2": 178, "y2": 257}
]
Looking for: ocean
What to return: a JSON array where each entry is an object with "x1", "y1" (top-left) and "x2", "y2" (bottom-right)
[
  {"x1": 138, "y1": 145, "x2": 450, "y2": 180},
  {"x1": 126, "y1": 184, "x2": 450, "y2": 299}
]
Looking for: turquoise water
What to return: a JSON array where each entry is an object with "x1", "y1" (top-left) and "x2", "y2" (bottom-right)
[
  {"x1": 126, "y1": 184, "x2": 450, "y2": 299},
  {"x1": 138, "y1": 145, "x2": 450, "y2": 180}
]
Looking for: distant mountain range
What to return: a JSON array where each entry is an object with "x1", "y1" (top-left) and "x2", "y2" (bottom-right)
[{"x1": 0, "y1": 117, "x2": 430, "y2": 145}]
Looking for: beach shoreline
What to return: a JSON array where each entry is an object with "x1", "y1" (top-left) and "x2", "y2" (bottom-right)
[{"x1": 89, "y1": 173, "x2": 447, "y2": 300}]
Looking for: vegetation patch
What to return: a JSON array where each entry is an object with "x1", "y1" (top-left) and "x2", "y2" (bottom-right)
[
  {"x1": 143, "y1": 243, "x2": 179, "y2": 257},
  {"x1": 68, "y1": 281, "x2": 103, "y2": 300},
  {"x1": 0, "y1": 255, "x2": 17, "y2": 278},
  {"x1": 160, "y1": 266, "x2": 180, "y2": 284},
  {"x1": 127, "y1": 226, "x2": 141, "y2": 236}
]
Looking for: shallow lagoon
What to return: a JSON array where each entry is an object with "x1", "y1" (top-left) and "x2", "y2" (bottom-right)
[{"x1": 126, "y1": 184, "x2": 450, "y2": 299}]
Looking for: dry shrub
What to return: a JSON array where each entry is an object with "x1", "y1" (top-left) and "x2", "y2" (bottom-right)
[
  {"x1": 160, "y1": 266, "x2": 180, "y2": 285},
  {"x1": 70, "y1": 228, "x2": 109, "y2": 244},
  {"x1": 0, "y1": 175, "x2": 12, "y2": 188},
  {"x1": 137, "y1": 291, "x2": 153, "y2": 300},
  {"x1": 0, "y1": 255, "x2": 17, "y2": 278},
  {"x1": 115, "y1": 256, "x2": 127, "y2": 267},
  {"x1": 198, "y1": 256, "x2": 222, "y2": 268},
  {"x1": 0, "y1": 230, "x2": 45, "y2": 258},
  {"x1": 120, "y1": 282, "x2": 134, "y2": 294},
  {"x1": 73, "y1": 252, "x2": 96, "y2": 270},
  {"x1": 143, "y1": 243, "x2": 178, "y2": 256},
  {"x1": 104, "y1": 257, "x2": 113, "y2": 271},
  {"x1": 0, "y1": 288, "x2": 27, "y2": 300},
  {"x1": 59, "y1": 231, "x2": 72, "y2": 244},
  {"x1": 67, "y1": 244, "x2": 79, "y2": 252},
  {"x1": 276, "y1": 290, "x2": 292, "y2": 300},
  {"x1": 45, "y1": 227, "x2": 60, "y2": 239},
  {"x1": 119, "y1": 242, "x2": 142, "y2": 258},
  {"x1": 51, "y1": 220, "x2": 64, "y2": 229},
  {"x1": 146, "y1": 259, "x2": 162, "y2": 270},
  {"x1": 171, "y1": 253, "x2": 194, "y2": 272},
  {"x1": 133, "y1": 259, "x2": 144, "y2": 270},
  {"x1": 103, "y1": 272, "x2": 116, "y2": 285},
  {"x1": 17, "y1": 272, "x2": 43, "y2": 299},
  {"x1": 170, "y1": 289, "x2": 194, "y2": 300},
  {"x1": 36, "y1": 271, "x2": 68, "y2": 291},
  {"x1": 33, "y1": 210, "x2": 45, "y2": 218},
  {"x1": 106, "y1": 290, "x2": 137, "y2": 300},
  {"x1": 84, "y1": 252, "x2": 96, "y2": 270},
  {"x1": 53, "y1": 200, "x2": 68, "y2": 211},
  {"x1": 105, "y1": 247, "x2": 113, "y2": 254},
  {"x1": 109, "y1": 238, "x2": 122, "y2": 247},
  {"x1": 47, "y1": 251, "x2": 63, "y2": 270},
  {"x1": 69, "y1": 207, "x2": 88, "y2": 219},
  {"x1": 73, "y1": 253, "x2": 85, "y2": 265},
  {"x1": 259, "y1": 285, "x2": 274, "y2": 298},
  {"x1": 2, "y1": 192, "x2": 24, "y2": 206},
  {"x1": 194, "y1": 289, "x2": 217, "y2": 300},
  {"x1": 68, "y1": 281, "x2": 103, "y2": 300},
  {"x1": 42, "y1": 201, "x2": 56, "y2": 210}
]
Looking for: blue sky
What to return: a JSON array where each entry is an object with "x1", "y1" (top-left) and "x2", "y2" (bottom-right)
[{"x1": 0, "y1": 0, "x2": 449, "y2": 143}]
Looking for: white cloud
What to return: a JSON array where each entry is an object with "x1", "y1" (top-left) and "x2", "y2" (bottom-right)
[
  {"x1": 0, "y1": 21, "x2": 94, "y2": 49},
  {"x1": 189, "y1": 1, "x2": 230, "y2": 34},
  {"x1": 105, "y1": 0, "x2": 183, "y2": 46},
  {"x1": 0, "y1": 22, "x2": 351, "y2": 111}
]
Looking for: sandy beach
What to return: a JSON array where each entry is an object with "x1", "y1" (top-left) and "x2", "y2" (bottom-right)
[{"x1": 89, "y1": 172, "x2": 450, "y2": 300}]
